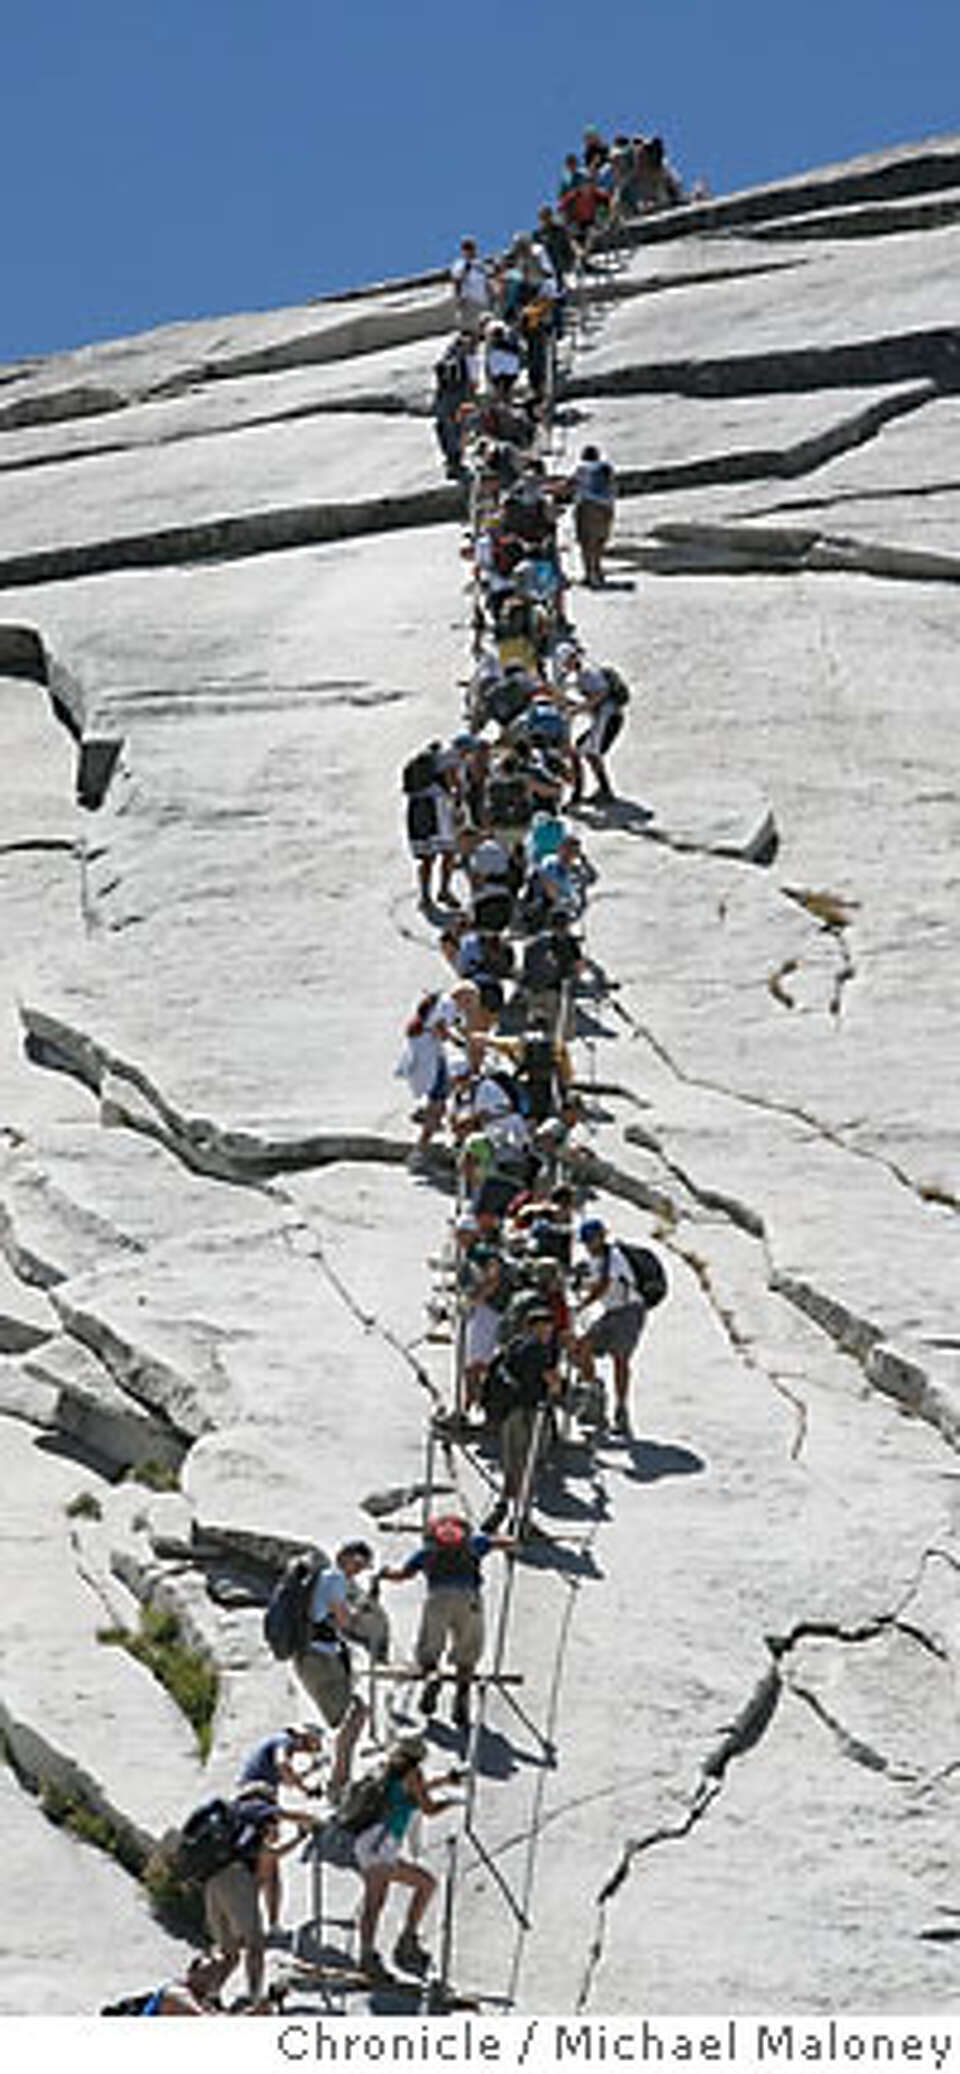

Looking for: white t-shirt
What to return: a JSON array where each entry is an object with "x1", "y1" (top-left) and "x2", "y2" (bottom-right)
[
  {"x1": 307, "y1": 1564, "x2": 347, "y2": 1652},
  {"x1": 598, "y1": 1242, "x2": 638, "y2": 1312},
  {"x1": 452, "y1": 258, "x2": 489, "y2": 309}
]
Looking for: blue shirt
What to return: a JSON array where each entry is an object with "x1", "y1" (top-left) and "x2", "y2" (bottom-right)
[{"x1": 402, "y1": 1533, "x2": 492, "y2": 1590}]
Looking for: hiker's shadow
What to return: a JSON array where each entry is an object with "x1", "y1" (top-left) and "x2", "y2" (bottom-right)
[
  {"x1": 612, "y1": 1435, "x2": 706, "y2": 1484},
  {"x1": 425, "y1": 1717, "x2": 545, "y2": 1778},
  {"x1": 573, "y1": 797, "x2": 656, "y2": 835},
  {"x1": 517, "y1": 1533, "x2": 603, "y2": 1581}
]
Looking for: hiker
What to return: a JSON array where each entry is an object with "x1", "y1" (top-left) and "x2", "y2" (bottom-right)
[
  {"x1": 451, "y1": 237, "x2": 490, "y2": 336},
  {"x1": 519, "y1": 913, "x2": 584, "y2": 1036},
  {"x1": 574, "y1": 661, "x2": 630, "y2": 802},
  {"x1": 237, "y1": 1724, "x2": 326, "y2": 1799},
  {"x1": 569, "y1": 444, "x2": 616, "y2": 587},
  {"x1": 484, "y1": 320, "x2": 524, "y2": 399},
  {"x1": 433, "y1": 339, "x2": 472, "y2": 479},
  {"x1": 536, "y1": 205, "x2": 575, "y2": 291},
  {"x1": 203, "y1": 1793, "x2": 307, "y2": 2005},
  {"x1": 292, "y1": 1539, "x2": 375, "y2": 1797},
  {"x1": 395, "y1": 991, "x2": 461, "y2": 1155},
  {"x1": 460, "y1": 1243, "x2": 511, "y2": 1411},
  {"x1": 482, "y1": 1306, "x2": 563, "y2": 1532},
  {"x1": 379, "y1": 1516, "x2": 516, "y2": 1732},
  {"x1": 350, "y1": 1738, "x2": 463, "y2": 1979},
  {"x1": 572, "y1": 1218, "x2": 645, "y2": 1432}
]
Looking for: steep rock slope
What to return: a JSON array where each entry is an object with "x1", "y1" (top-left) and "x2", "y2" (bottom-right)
[{"x1": 1, "y1": 135, "x2": 959, "y2": 2015}]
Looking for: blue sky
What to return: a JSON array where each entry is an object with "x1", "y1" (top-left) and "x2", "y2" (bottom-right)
[{"x1": 3, "y1": 0, "x2": 958, "y2": 365}]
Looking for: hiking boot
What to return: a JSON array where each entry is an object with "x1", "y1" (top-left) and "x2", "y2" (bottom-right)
[
  {"x1": 614, "y1": 1405, "x2": 631, "y2": 1435},
  {"x1": 359, "y1": 1948, "x2": 392, "y2": 1983},
  {"x1": 419, "y1": 1675, "x2": 441, "y2": 1717},
  {"x1": 393, "y1": 1933, "x2": 431, "y2": 1978}
]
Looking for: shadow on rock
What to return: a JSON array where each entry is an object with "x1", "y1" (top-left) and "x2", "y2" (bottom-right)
[{"x1": 612, "y1": 1434, "x2": 706, "y2": 1484}]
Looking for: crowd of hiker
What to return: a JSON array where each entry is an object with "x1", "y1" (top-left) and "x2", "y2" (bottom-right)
[{"x1": 106, "y1": 121, "x2": 680, "y2": 2017}]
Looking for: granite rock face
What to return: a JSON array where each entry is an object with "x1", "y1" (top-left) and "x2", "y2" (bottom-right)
[{"x1": 2, "y1": 137, "x2": 960, "y2": 2016}]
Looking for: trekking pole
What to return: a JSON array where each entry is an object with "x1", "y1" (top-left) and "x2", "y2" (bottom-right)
[
  {"x1": 438, "y1": 1832, "x2": 458, "y2": 2004},
  {"x1": 513, "y1": 1399, "x2": 549, "y2": 1540}
]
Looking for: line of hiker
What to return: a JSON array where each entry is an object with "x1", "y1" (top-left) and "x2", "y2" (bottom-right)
[
  {"x1": 108, "y1": 122, "x2": 675, "y2": 2016},
  {"x1": 438, "y1": 122, "x2": 687, "y2": 480}
]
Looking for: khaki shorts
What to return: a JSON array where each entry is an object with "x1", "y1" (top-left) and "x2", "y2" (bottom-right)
[
  {"x1": 416, "y1": 1586, "x2": 485, "y2": 1673},
  {"x1": 294, "y1": 1645, "x2": 352, "y2": 1727},
  {"x1": 588, "y1": 1301, "x2": 644, "y2": 1361},
  {"x1": 501, "y1": 1404, "x2": 540, "y2": 1491},
  {"x1": 204, "y1": 1861, "x2": 261, "y2": 1955}
]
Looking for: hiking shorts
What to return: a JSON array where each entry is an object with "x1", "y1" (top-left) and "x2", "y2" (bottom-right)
[
  {"x1": 417, "y1": 1586, "x2": 485, "y2": 1673},
  {"x1": 588, "y1": 1301, "x2": 645, "y2": 1361},
  {"x1": 581, "y1": 706, "x2": 624, "y2": 758},
  {"x1": 501, "y1": 1404, "x2": 539, "y2": 1492},
  {"x1": 354, "y1": 1824, "x2": 401, "y2": 1873},
  {"x1": 204, "y1": 1862, "x2": 261, "y2": 1955},
  {"x1": 575, "y1": 501, "x2": 613, "y2": 562},
  {"x1": 294, "y1": 1645, "x2": 353, "y2": 1728}
]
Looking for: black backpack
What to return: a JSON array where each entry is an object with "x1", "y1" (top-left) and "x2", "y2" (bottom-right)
[
  {"x1": 422, "y1": 1514, "x2": 481, "y2": 1588},
  {"x1": 604, "y1": 667, "x2": 631, "y2": 709},
  {"x1": 407, "y1": 790, "x2": 439, "y2": 844},
  {"x1": 175, "y1": 1797, "x2": 241, "y2": 1884},
  {"x1": 402, "y1": 747, "x2": 439, "y2": 796},
  {"x1": 487, "y1": 677, "x2": 533, "y2": 729},
  {"x1": 518, "y1": 1035, "x2": 557, "y2": 1122},
  {"x1": 487, "y1": 775, "x2": 531, "y2": 826},
  {"x1": 620, "y1": 1242, "x2": 669, "y2": 1310},
  {"x1": 337, "y1": 1768, "x2": 392, "y2": 1835},
  {"x1": 263, "y1": 1550, "x2": 322, "y2": 1661}
]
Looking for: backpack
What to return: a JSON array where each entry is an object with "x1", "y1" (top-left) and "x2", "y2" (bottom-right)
[
  {"x1": 175, "y1": 1797, "x2": 241, "y2": 1884},
  {"x1": 407, "y1": 790, "x2": 439, "y2": 844},
  {"x1": 487, "y1": 775, "x2": 530, "y2": 826},
  {"x1": 603, "y1": 667, "x2": 630, "y2": 709},
  {"x1": 337, "y1": 1768, "x2": 392, "y2": 1836},
  {"x1": 487, "y1": 676, "x2": 533, "y2": 729},
  {"x1": 423, "y1": 1514, "x2": 481, "y2": 1587},
  {"x1": 402, "y1": 747, "x2": 439, "y2": 797},
  {"x1": 523, "y1": 936, "x2": 562, "y2": 992},
  {"x1": 620, "y1": 1242, "x2": 669, "y2": 1310},
  {"x1": 263, "y1": 1550, "x2": 322, "y2": 1661}
]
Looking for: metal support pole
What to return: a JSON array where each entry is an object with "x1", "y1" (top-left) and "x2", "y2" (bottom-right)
[{"x1": 438, "y1": 1833, "x2": 458, "y2": 2002}]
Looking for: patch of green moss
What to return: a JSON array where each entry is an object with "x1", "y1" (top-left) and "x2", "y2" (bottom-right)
[
  {"x1": 125, "y1": 1457, "x2": 181, "y2": 1492},
  {"x1": 65, "y1": 1490, "x2": 103, "y2": 1521},
  {"x1": 98, "y1": 1603, "x2": 219, "y2": 1758},
  {"x1": 39, "y1": 1780, "x2": 144, "y2": 1876}
]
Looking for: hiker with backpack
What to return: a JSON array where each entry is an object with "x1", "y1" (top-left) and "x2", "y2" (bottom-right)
[
  {"x1": 342, "y1": 1737, "x2": 463, "y2": 1980},
  {"x1": 567, "y1": 444, "x2": 616, "y2": 588},
  {"x1": 378, "y1": 1517, "x2": 516, "y2": 1732},
  {"x1": 572, "y1": 661, "x2": 630, "y2": 803},
  {"x1": 236, "y1": 1726, "x2": 327, "y2": 1930},
  {"x1": 572, "y1": 1218, "x2": 665, "y2": 1433},
  {"x1": 290, "y1": 1539, "x2": 376, "y2": 1798},
  {"x1": 200, "y1": 1791, "x2": 309, "y2": 2005}
]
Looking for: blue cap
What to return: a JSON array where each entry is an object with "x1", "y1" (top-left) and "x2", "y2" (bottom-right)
[{"x1": 579, "y1": 1218, "x2": 606, "y2": 1244}]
